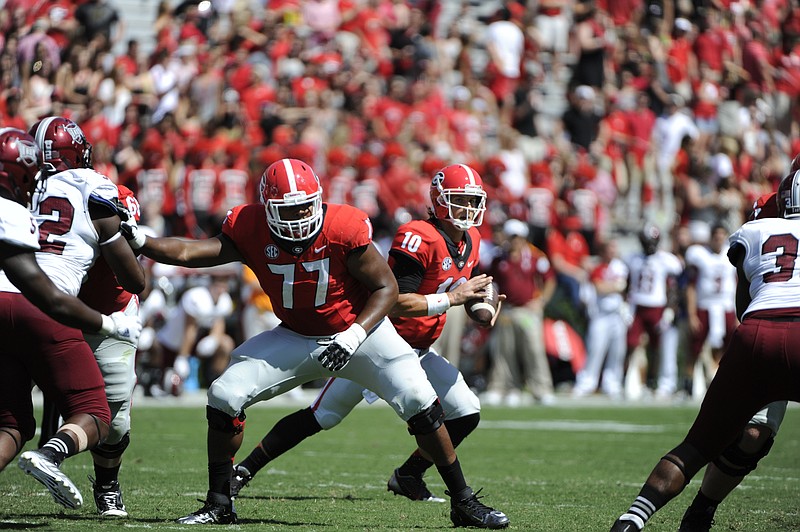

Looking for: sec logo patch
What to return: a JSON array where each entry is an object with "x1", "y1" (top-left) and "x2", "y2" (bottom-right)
[
  {"x1": 442, "y1": 257, "x2": 452, "y2": 271},
  {"x1": 265, "y1": 244, "x2": 279, "y2": 259}
]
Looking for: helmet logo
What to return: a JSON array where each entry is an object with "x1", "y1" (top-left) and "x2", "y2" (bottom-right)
[
  {"x1": 432, "y1": 172, "x2": 445, "y2": 189},
  {"x1": 16, "y1": 139, "x2": 38, "y2": 167},
  {"x1": 64, "y1": 123, "x2": 84, "y2": 145}
]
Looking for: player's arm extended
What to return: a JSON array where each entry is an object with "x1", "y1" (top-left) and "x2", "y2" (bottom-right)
[
  {"x1": 2, "y1": 243, "x2": 109, "y2": 333},
  {"x1": 138, "y1": 233, "x2": 244, "y2": 268},
  {"x1": 388, "y1": 251, "x2": 491, "y2": 317},
  {"x1": 346, "y1": 242, "x2": 399, "y2": 331}
]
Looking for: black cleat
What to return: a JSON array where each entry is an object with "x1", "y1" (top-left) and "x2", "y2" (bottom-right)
[
  {"x1": 610, "y1": 518, "x2": 641, "y2": 531},
  {"x1": 387, "y1": 468, "x2": 445, "y2": 502},
  {"x1": 678, "y1": 505, "x2": 716, "y2": 531},
  {"x1": 177, "y1": 492, "x2": 237, "y2": 525},
  {"x1": 447, "y1": 488, "x2": 509, "y2": 529},
  {"x1": 229, "y1": 464, "x2": 252, "y2": 499},
  {"x1": 90, "y1": 477, "x2": 128, "y2": 517}
]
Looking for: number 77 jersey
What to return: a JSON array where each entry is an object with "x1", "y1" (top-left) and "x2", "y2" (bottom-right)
[
  {"x1": 222, "y1": 202, "x2": 372, "y2": 336},
  {"x1": 729, "y1": 217, "x2": 800, "y2": 318}
]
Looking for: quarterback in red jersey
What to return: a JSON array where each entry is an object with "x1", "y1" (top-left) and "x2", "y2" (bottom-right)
[
  {"x1": 122, "y1": 159, "x2": 508, "y2": 529},
  {"x1": 611, "y1": 172, "x2": 800, "y2": 532},
  {"x1": 226, "y1": 164, "x2": 506, "y2": 514}
]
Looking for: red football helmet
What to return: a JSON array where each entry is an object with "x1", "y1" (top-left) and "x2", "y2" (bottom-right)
[
  {"x1": 749, "y1": 192, "x2": 778, "y2": 221},
  {"x1": 28, "y1": 116, "x2": 92, "y2": 174},
  {"x1": 430, "y1": 164, "x2": 486, "y2": 230},
  {"x1": 0, "y1": 127, "x2": 44, "y2": 207},
  {"x1": 259, "y1": 158, "x2": 324, "y2": 241},
  {"x1": 777, "y1": 170, "x2": 800, "y2": 219}
]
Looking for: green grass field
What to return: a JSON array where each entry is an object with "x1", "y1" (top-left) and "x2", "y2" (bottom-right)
[{"x1": 1, "y1": 399, "x2": 798, "y2": 531}]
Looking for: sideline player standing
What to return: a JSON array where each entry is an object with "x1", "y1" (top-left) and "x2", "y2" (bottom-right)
[
  {"x1": 227, "y1": 164, "x2": 501, "y2": 507},
  {"x1": 0, "y1": 126, "x2": 142, "y2": 510},
  {"x1": 122, "y1": 159, "x2": 509, "y2": 528},
  {"x1": 610, "y1": 172, "x2": 800, "y2": 531}
]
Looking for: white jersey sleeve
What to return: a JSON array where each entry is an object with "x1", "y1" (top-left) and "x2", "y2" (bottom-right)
[
  {"x1": 730, "y1": 218, "x2": 800, "y2": 316},
  {"x1": 0, "y1": 197, "x2": 40, "y2": 251}
]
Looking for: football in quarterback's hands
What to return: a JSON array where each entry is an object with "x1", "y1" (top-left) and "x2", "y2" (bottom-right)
[{"x1": 465, "y1": 283, "x2": 500, "y2": 325}]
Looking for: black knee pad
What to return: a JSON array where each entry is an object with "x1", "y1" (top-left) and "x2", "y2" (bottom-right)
[
  {"x1": 713, "y1": 433, "x2": 775, "y2": 477},
  {"x1": 206, "y1": 406, "x2": 246, "y2": 434},
  {"x1": 444, "y1": 413, "x2": 480, "y2": 448},
  {"x1": 406, "y1": 399, "x2": 444, "y2": 436},
  {"x1": 664, "y1": 442, "x2": 707, "y2": 485},
  {"x1": 93, "y1": 431, "x2": 130, "y2": 460}
]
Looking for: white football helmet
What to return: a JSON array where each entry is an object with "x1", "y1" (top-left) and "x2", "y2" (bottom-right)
[
  {"x1": 430, "y1": 164, "x2": 486, "y2": 230},
  {"x1": 778, "y1": 169, "x2": 800, "y2": 219},
  {"x1": 259, "y1": 158, "x2": 324, "y2": 241}
]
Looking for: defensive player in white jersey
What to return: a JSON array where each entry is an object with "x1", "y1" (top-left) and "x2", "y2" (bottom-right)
[
  {"x1": 611, "y1": 171, "x2": 800, "y2": 531},
  {"x1": 678, "y1": 193, "x2": 788, "y2": 532},
  {"x1": 17, "y1": 117, "x2": 146, "y2": 511},
  {"x1": 0, "y1": 128, "x2": 142, "y2": 510},
  {"x1": 226, "y1": 164, "x2": 498, "y2": 505},
  {"x1": 121, "y1": 158, "x2": 509, "y2": 528},
  {"x1": 625, "y1": 224, "x2": 684, "y2": 398},
  {"x1": 683, "y1": 224, "x2": 738, "y2": 396}
]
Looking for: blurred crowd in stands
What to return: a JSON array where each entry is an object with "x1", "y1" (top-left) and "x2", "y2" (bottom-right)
[{"x1": 3, "y1": 0, "x2": 800, "y2": 403}]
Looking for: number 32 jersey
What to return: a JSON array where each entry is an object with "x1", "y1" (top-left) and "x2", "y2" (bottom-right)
[
  {"x1": 222, "y1": 202, "x2": 372, "y2": 336},
  {"x1": 729, "y1": 217, "x2": 800, "y2": 317},
  {"x1": 0, "y1": 168, "x2": 118, "y2": 296}
]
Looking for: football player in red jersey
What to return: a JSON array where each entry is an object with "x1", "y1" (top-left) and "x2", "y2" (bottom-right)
[
  {"x1": 611, "y1": 173, "x2": 800, "y2": 532},
  {"x1": 0, "y1": 127, "x2": 142, "y2": 508},
  {"x1": 226, "y1": 164, "x2": 503, "y2": 507},
  {"x1": 121, "y1": 159, "x2": 509, "y2": 528},
  {"x1": 677, "y1": 191, "x2": 787, "y2": 532}
]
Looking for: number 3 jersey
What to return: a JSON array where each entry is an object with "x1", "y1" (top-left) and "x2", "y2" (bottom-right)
[
  {"x1": 0, "y1": 168, "x2": 118, "y2": 296},
  {"x1": 729, "y1": 217, "x2": 800, "y2": 317},
  {"x1": 222, "y1": 202, "x2": 372, "y2": 336},
  {"x1": 388, "y1": 219, "x2": 481, "y2": 349}
]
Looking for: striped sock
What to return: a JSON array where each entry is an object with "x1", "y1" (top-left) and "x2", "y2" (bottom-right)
[
  {"x1": 41, "y1": 432, "x2": 77, "y2": 465},
  {"x1": 619, "y1": 495, "x2": 657, "y2": 530}
]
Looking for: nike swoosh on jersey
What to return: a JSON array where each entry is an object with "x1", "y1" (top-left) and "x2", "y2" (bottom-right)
[{"x1": 315, "y1": 245, "x2": 327, "y2": 253}]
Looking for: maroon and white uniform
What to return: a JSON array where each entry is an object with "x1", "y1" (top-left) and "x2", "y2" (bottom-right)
[
  {"x1": 311, "y1": 219, "x2": 482, "y2": 429},
  {"x1": 206, "y1": 203, "x2": 437, "y2": 422},
  {"x1": 0, "y1": 170, "x2": 116, "y2": 441},
  {"x1": 626, "y1": 249, "x2": 684, "y2": 394},
  {"x1": 680, "y1": 216, "x2": 800, "y2": 466},
  {"x1": 684, "y1": 243, "x2": 737, "y2": 357}
]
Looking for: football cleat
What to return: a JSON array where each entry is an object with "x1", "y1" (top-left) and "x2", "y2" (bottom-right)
[
  {"x1": 18, "y1": 450, "x2": 83, "y2": 509},
  {"x1": 229, "y1": 464, "x2": 252, "y2": 499},
  {"x1": 447, "y1": 487, "x2": 509, "y2": 529},
  {"x1": 387, "y1": 468, "x2": 445, "y2": 503},
  {"x1": 610, "y1": 518, "x2": 642, "y2": 531},
  {"x1": 90, "y1": 477, "x2": 128, "y2": 517},
  {"x1": 177, "y1": 495, "x2": 237, "y2": 525},
  {"x1": 678, "y1": 505, "x2": 716, "y2": 532}
]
